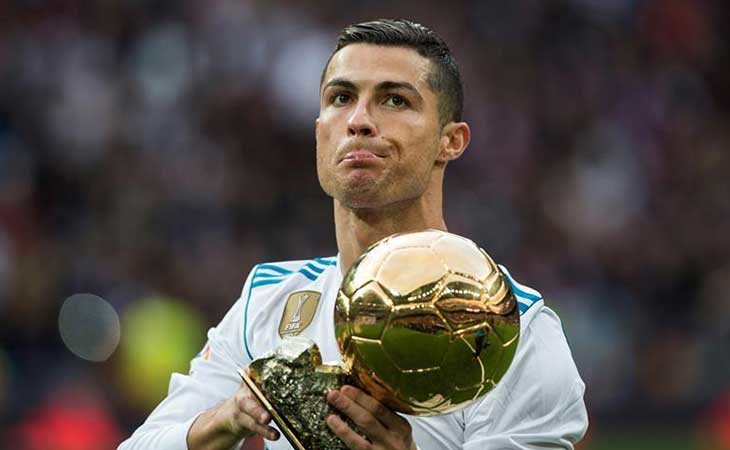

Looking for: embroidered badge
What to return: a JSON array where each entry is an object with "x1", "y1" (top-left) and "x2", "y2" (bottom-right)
[{"x1": 278, "y1": 291, "x2": 321, "y2": 337}]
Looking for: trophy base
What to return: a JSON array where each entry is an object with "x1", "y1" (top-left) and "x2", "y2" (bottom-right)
[
  {"x1": 239, "y1": 337, "x2": 360, "y2": 450},
  {"x1": 239, "y1": 368, "x2": 306, "y2": 450}
]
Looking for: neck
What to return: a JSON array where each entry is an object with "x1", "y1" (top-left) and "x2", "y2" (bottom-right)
[{"x1": 334, "y1": 186, "x2": 447, "y2": 274}]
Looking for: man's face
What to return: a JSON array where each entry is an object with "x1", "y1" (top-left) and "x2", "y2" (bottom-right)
[{"x1": 316, "y1": 44, "x2": 445, "y2": 209}]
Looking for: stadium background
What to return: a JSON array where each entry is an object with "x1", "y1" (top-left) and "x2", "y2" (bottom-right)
[{"x1": 0, "y1": 0, "x2": 729, "y2": 449}]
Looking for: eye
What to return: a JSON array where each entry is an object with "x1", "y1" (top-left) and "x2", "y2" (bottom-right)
[
  {"x1": 384, "y1": 94, "x2": 408, "y2": 108},
  {"x1": 330, "y1": 93, "x2": 352, "y2": 106}
]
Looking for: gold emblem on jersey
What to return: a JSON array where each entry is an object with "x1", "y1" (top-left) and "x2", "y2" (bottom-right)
[{"x1": 279, "y1": 291, "x2": 321, "y2": 337}]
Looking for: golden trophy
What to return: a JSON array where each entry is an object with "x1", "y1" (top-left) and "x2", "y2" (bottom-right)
[{"x1": 241, "y1": 230, "x2": 520, "y2": 448}]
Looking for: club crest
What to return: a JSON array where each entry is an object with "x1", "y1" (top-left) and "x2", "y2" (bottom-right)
[{"x1": 278, "y1": 291, "x2": 321, "y2": 337}]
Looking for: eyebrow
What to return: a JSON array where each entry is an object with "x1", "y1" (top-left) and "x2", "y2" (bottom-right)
[{"x1": 322, "y1": 78, "x2": 423, "y2": 100}]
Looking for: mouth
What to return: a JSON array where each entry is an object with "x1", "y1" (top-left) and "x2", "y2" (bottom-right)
[{"x1": 341, "y1": 149, "x2": 385, "y2": 162}]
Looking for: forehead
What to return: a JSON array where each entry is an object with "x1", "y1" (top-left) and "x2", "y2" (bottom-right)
[{"x1": 323, "y1": 44, "x2": 433, "y2": 90}]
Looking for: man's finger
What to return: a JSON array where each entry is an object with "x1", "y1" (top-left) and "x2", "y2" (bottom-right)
[
  {"x1": 236, "y1": 389, "x2": 270, "y2": 425},
  {"x1": 233, "y1": 410, "x2": 280, "y2": 441},
  {"x1": 238, "y1": 397, "x2": 269, "y2": 424},
  {"x1": 340, "y1": 385, "x2": 410, "y2": 433},
  {"x1": 327, "y1": 389, "x2": 388, "y2": 442},
  {"x1": 326, "y1": 414, "x2": 371, "y2": 450},
  {"x1": 233, "y1": 385, "x2": 279, "y2": 440}
]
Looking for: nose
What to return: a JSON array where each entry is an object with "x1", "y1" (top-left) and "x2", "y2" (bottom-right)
[{"x1": 347, "y1": 100, "x2": 377, "y2": 137}]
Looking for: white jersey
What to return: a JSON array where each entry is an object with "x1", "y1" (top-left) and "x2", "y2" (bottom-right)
[{"x1": 119, "y1": 256, "x2": 588, "y2": 450}]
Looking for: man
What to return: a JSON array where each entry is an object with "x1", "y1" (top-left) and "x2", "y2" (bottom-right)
[{"x1": 119, "y1": 19, "x2": 588, "y2": 450}]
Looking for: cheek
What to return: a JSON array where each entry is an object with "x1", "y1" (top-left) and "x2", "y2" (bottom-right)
[
  {"x1": 315, "y1": 119, "x2": 336, "y2": 175},
  {"x1": 395, "y1": 114, "x2": 434, "y2": 143},
  {"x1": 316, "y1": 114, "x2": 338, "y2": 146},
  {"x1": 402, "y1": 127, "x2": 440, "y2": 162},
  {"x1": 315, "y1": 120, "x2": 330, "y2": 152}
]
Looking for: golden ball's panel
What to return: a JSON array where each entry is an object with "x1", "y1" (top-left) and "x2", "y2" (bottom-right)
[
  {"x1": 389, "y1": 229, "x2": 445, "y2": 248},
  {"x1": 381, "y1": 311, "x2": 451, "y2": 371},
  {"x1": 477, "y1": 249, "x2": 501, "y2": 282},
  {"x1": 350, "y1": 281, "x2": 393, "y2": 340},
  {"x1": 354, "y1": 368, "x2": 415, "y2": 414},
  {"x1": 478, "y1": 326, "x2": 518, "y2": 387},
  {"x1": 335, "y1": 290, "x2": 351, "y2": 320},
  {"x1": 350, "y1": 338, "x2": 401, "y2": 400},
  {"x1": 482, "y1": 268, "x2": 507, "y2": 300},
  {"x1": 351, "y1": 280, "x2": 394, "y2": 308},
  {"x1": 395, "y1": 368, "x2": 449, "y2": 414},
  {"x1": 430, "y1": 233, "x2": 493, "y2": 281},
  {"x1": 440, "y1": 335, "x2": 486, "y2": 391},
  {"x1": 435, "y1": 274, "x2": 487, "y2": 332},
  {"x1": 334, "y1": 291, "x2": 353, "y2": 363},
  {"x1": 487, "y1": 310, "x2": 520, "y2": 347},
  {"x1": 376, "y1": 247, "x2": 448, "y2": 297},
  {"x1": 483, "y1": 344, "x2": 518, "y2": 391},
  {"x1": 341, "y1": 263, "x2": 358, "y2": 297},
  {"x1": 396, "y1": 280, "x2": 442, "y2": 306},
  {"x1": 345, "y1": 236, "x2": 394, "y2": 295},
  {"x1": 437, "y1": 273, "x2": 483, "y2": 302},
  {"x1": 484, "y1": 285, "x2": 515, "y2": 317}
]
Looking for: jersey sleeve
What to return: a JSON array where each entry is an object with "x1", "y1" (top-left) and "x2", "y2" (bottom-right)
[
  {"x1": 462, "y1": 306, "x2": 588, "y2": 450},
  {"x1": 117, "y1": 269, "x2": 256, "y2": 450}
]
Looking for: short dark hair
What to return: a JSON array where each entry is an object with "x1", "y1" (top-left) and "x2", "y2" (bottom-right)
[{"x1": 321, "y1": 19, "x2": 464, "y2": 125}]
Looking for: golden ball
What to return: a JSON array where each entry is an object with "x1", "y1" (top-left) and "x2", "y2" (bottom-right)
[{"x1": 335, "y1": 230, "x2": 520, "y2": 416}]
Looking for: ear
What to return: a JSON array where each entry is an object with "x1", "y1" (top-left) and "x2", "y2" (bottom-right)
[{"x1": 437, "y1": 122, "x2": 471, "y2": 163}]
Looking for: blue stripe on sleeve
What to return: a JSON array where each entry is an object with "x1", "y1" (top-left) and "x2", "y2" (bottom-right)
[
  {"x1": 499, "y1": 265, "x2": 543, "y2": 315},
  {"x1": 303, "y1": 262, "x2": 325, "y2": 274},
  {"x1": 298, "y1": 267, "x2": 317, "y2": 280},
  {"x1": 243, "y1": 265, "x2": 259, "y2": 360},
  {"x1": 511, "y1": 283, "x2": 541, "y2": 302},
  {"x1": 315, "y1": 257, "x2": 337, "y2": 266},
  {"x1": 253, "y1": 272, "x2": 288, "y2": 279},
  {"x1": 502, "y1": 269, "x2": 543, "y2": 302},
  {"x1": 257, "y1": 263, "x2": 293, "y2": 274},
  {"x1": 251, "y1": 258, "x2": 338, "y2": 288},
  {"x1": 251, "y1": 278, "x2": 286, "y2": 288}
]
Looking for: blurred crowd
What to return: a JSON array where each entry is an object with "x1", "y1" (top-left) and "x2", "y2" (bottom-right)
[{"x1": 0, "y1": 0, "x2": 728, "y2": 448}]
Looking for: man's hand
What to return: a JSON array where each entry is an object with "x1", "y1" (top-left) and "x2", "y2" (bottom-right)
[
  {"x1": 326, "y1": 385, "x2": 417, "y2": 450},
  {"x1": 187, "y1": 382, "x2": 280, "y2": 450}
]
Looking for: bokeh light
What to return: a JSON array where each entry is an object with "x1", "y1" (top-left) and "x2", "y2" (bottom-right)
[
  {"x1": 117, "y1": 296, "x2": 205, "y2": 410},
  {"x1": 58, "y1": 293, "x2": 121, "y2": 362}
]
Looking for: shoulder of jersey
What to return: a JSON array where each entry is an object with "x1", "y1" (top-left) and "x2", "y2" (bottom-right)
[
  {"x1": 498, "y1": 264, "x2": 544, "y2": 317},
  {"x1": 246, "y1": 259, "x2": 542, "y2": 311},
  {"x1": 248, "y1": 256, "x2": 338, "y2": 289}
]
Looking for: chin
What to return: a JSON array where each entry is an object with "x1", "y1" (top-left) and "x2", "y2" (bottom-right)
[{"x1": 336, "y1": 185, "x2": 386, "y2": 210}]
